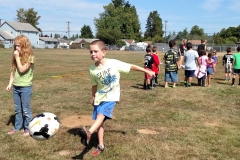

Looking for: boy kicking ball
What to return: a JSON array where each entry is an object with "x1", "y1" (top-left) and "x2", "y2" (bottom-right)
[{"x1": 80, "y1": 40, "x2": 155, "y2": 156}]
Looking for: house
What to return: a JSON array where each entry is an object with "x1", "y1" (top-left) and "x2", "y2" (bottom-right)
[
  {"x1": 0, "y1": 21, "x2": 40, "y2": 48},
  {"x1": 0, "y1": 30, "x2": 15, "y2": 48},
  {"x1": 120, "y1": 39, "x2": 135, "y2": 50},
  {"x1": 187, "y1": 40, "x2": 207, "y2": 50},
  {"x1": 39, "y1": 37, "x2": 59, "y2": 49},
  {"x1": 71, "y1": 38, "x2": 98, "y2": 49},
  {"x1": 59, "y1": 38, "x2": 72, "y2": 49}
]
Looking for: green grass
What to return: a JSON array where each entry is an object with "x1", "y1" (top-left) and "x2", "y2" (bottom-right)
[{"x1": 0, "y1": 48, "x2": 240, "y2": 159}]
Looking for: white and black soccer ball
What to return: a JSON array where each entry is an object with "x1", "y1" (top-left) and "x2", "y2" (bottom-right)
[{"x1": 29, "y1": 112, "x2": 60, "y2": 141}]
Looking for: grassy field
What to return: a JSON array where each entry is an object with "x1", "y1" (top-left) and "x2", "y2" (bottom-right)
[{"x1": 0, "y1": 48, "x2": 240, "y2": 160}]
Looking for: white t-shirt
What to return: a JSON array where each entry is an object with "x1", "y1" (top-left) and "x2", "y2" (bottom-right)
[
  {"x1": 89, "y1": 58, "x2": 131, "y2": 105},
  {"x1": 184, "y1": 49, "x2": 199, "y2": 70}
]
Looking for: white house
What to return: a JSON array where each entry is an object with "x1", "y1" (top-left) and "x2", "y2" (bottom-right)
[
  {"x1": 39, "y1": 37, "x2": 59, "y2": 49},
  {"x1": 0, "y1": 21, "x2": 40, "y2": 48}
]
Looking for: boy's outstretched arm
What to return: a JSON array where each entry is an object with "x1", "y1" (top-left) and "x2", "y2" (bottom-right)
[{"x1": 130, "y1": 64, "x2": 155, "y2": 77}]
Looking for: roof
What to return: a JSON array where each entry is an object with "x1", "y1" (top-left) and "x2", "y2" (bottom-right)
[
  {"x1": 72, "y1": 38, "x2": 83, "y2": 43},
  {"x1": 72, "y1": 38, "x2": 98, "y2": 44},
  {"x1": 188, "y1": 40, "x2": 207, "y2": 45},
  {"x1": 0, "y1": 30, "x2": 14, "y2": 39},
  {"x1": 124, "y1": 39, "x2": 134, "y2": 44},
  {"x1": 3, "y1": 21, "x2": 39, "y2": 32},
  {"x1": 144, "y1": 41, "x2": 153, "y2": 45},
  {"x1": 39, "y1": 37, "x2": 58, "y2": 42}
]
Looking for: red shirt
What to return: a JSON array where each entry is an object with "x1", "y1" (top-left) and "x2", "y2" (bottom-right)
[{"x1": 152, "y1": 53, "x2": 160, "y2": 73}]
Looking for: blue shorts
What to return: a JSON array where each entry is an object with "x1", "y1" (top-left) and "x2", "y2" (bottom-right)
[
  {"x1": 207, "y1": 68, "x2": 213, "y2": 75},
  {"x1": 92, "y1": 101, "x2": 116, "y2": 120},
  {"x1": 165, "y1": 71, "x2": 178, "y2": 82},
  {"x1": 185, "y1": 70, "x2": 195, "y2": 77}
]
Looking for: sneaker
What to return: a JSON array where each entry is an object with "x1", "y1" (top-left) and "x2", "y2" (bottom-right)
[
  {"x1": 232, "y1": 84, "x2": 235, "y2": 87},
  {"x1": 23, "y1": 130, "x2": 29, "y2": 136},
  {"x1": 7, "y1": 129, "x2": 15, "y2": 134},
  {"x1": 92, "y1": 144, "x2": 105, "y2": 156},
  {"x1": 154, "y1": 83, "x2": 160, "y2": 86},
  {"x1": 79, "y1": 126, "x2": 91, "y2": 146}
]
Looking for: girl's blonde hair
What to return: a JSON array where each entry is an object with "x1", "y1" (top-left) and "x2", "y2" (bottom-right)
[{"x1": 12, "y1": 35, "x2": 33, "y2": 71}]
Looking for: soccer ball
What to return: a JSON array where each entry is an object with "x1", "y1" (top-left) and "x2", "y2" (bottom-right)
[{"x1": 29, "y1": 112, "x2": 60, "y2": 141}]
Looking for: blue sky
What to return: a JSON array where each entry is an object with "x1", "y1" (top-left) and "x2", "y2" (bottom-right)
[{"x1": 0, "y1": 0, "x2": 240, "y2": 37}]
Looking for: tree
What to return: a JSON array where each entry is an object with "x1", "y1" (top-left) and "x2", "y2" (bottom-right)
[
  {"x1": 190, "y1": 25, "x2": 204, "y2": 37},
  {"x1": 54, "y1": 34, "x2": 61, "y2": 38},
  {"x1": 176, "y1": 28, "x2": 188, "y2": 40},
  {"x1": 16, "y1": 8, "x2": 41, "y2": 31},
  {"x1": 144, "y1": 10, "x2": 164, "y2": 42},
  {"x1": 115, "y1": 39, "x2": 126, "y2": 47},
  {"x1": 94, "y1": 0, "x2": 141, "y2": 44},
  {"x1": 80, "y1": 25, "x2": 94, "y2": 38}
]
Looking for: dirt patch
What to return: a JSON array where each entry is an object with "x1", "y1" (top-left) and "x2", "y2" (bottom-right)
[
  {"x1": 138, "y1": 129, "x2": 159, "y2": 135},
  {"x1": 61, "y1": 115, "x2": 94, "y2": 128},
  {"x1": 204, "y1": 121, "x2": 220, "y2": 127},
  {"x1": 55, "y1": 150, "x2": 72, "y2": 156}
]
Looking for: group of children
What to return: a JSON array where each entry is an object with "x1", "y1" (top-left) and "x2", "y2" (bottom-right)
[
  {"x1": 142, "y1": 39, "x2": 240, "y2": 89},
  {"x1": 6, "y1": 35, "x2": 240, "y2": 157}
]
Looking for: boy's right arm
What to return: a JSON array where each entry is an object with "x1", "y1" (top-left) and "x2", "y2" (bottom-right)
[
  {"x1": 90, "y1": 85, "x2": 97, "y2": 106},
  {"x1": 6, "y1": 71, "x2": 14, "y2": 92}
]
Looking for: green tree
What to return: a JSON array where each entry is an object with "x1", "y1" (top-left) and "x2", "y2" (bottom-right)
[
  {"x1": 190, "y1": 25, "x2": 204, "y2": 37},
  {"x1": 54, "y1": 34, "x2": 60, "y2": 38},
  {"x1": 16, "y1": 8, "x2": 41, "y2": 31},
  {"x1": 144, "y1": 10, "x2": 163, "y2": 42},
  {"x1": 176, "y1": 28, "x2": 188, "y2": 40},
  {"x1": 80, "y1": 25, "x2": 94, "y2": 38},
  {"x1": 115, "y1": 39, "x2": 126, "y2": 47},
  {"x1": 94, "y1": 0, "x2": 141, "y2": 44}
]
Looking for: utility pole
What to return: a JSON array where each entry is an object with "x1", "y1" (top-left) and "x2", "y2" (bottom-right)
[
  {"x1": 66, "y1": 21, "x2": 71, "y2": 39},
  {"x1": 165, "y1": 20, "x2": 168, "y2": 43}
]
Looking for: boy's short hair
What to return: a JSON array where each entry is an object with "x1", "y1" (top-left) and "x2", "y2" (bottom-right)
[
  {"x1": 169, "y1": 40, "x2": 175, "y2": 48},
  {"x1": 152, "y1": 46, "x2": 158, "y2": 52},
  {"x1": 226, "y1": 47, "x2": 231, "y2": 53},
  {"x1": 146, "y1": 45, "x2": 152, "y2": 53},
  {"x1": 201, "y1": 39, "x2": 205, "y2": 43},
  {"x1": 237, "y1": 46, "x2": 240, "y2": 52},
  {"x1": 186, "y1": 42, "x2": 192, "y2": 50},
  {"x1": 90, "y1": 40, "x2": 106, "y2": 50}
]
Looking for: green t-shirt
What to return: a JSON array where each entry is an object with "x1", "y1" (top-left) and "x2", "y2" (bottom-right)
[
  {"x1": 233, "y1": 53, "x2": 240, "y2": 69},
  {"x1": 13, "y1": 65, "x2": 34, "y2": 86}
]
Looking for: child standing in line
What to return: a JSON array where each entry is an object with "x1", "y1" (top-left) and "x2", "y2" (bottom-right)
[
  {"x1": 184, "y1": 42, "x2": 200, "y2": 87},
  {"x1": 206, "y1": 52, "x2": 216, "y2": 87},
  {"x1": 231, "y1": 46, "x2": 240, "y2": 86},
  {"x1": 212, "y1": 50, "x2": 218, "y2": 64},
  {"x1": 80, "y1": 40, "x2": 155, "y2": 156},
  {"x1": 163, "y1": 40, "x2": 180, "y2": 88},
  {"x1": 143, "y1": 45, "x2": 154, "y2": 90},
  {"x1": 196, "y1": 50, "x2": 208, "y2": 87},
  {"x1": 222, "y1": 47, "x2": 233, "y2": 81},
  {"x1": 6, "y1": 35, "x2": 35, "y2": 136},
  {"x1": 152, "y1": 46, "x2": 160, "y2": 86}
]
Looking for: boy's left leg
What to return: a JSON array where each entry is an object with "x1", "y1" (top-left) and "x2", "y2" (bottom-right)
[
  {"x1": 81, "y1": 114, "x2": 105, "y2": 146},
  {"x1": 92, "y1": 122, "x2": 105, "y2": 156}
]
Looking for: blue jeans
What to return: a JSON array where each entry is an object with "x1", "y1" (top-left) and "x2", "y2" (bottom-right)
[{"x1": 13, "y1": 85, "x2": 33, "y2": 131}]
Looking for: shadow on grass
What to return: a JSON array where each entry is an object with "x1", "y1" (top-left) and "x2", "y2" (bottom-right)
[
  {"x1": 6, "y1": 114, "x2": 15, "y2": 126},
  {"x1": 68, "y1": 127, "x2": 97, "y2": 159},
  {"x1": 68, "y1": 128, "x2": 126, "y2": 159}
]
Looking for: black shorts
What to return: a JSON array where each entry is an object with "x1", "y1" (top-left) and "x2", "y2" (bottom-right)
[{"x1": 233, "y1": 69, "x2": 240, "y2": 74}]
